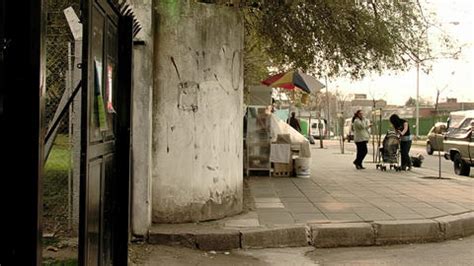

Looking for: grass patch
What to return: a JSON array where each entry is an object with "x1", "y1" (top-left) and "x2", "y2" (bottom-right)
[
  {"x1": 43, "y1": 237, "x2": 61, "y2": 247},
  {"x1": 43, "y1": 134, "x2": 71, "y2": 234}
]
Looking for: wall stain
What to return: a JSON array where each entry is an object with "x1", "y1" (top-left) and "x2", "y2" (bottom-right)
[
  {"x1": 213, "y1": 74, "x2": 229, "y2": 95},
  {"x1": 231, "y1": 50, "x2": 241, "y2": 91},
  {"x1": 178, "y1": 81, "x2": 199, "y2": 112},
  {"x1": 170, "y1": 56, "x2": 181, "y2": 80},
  {"x1": 166, "y1": 122, "x2": 170, "y2": 153}
]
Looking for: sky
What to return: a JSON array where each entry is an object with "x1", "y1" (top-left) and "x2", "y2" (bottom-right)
[{"x1": 331, "y1": 0, "x2": 474, "y2": 106}]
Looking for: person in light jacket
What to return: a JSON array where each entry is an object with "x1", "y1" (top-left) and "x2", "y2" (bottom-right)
[{"x1": 352, "y1": 110, "x2": 371, "y2": 169}]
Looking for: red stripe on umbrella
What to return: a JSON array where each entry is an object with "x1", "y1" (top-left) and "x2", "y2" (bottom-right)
[{"x1": 261, "y1": 72, "x2": 286, "y2": 86}]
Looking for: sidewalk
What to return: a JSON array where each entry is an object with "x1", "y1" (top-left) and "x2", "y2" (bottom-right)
[{"x1": 149, "y1": 141, "x2": 474, "y2": 250}]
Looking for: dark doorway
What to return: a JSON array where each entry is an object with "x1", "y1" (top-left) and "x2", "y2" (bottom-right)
[
  {"x1": 79, "y1": 0, "x2": 134, "y2": 265},
  {"x1": 0, "y1": 0, "x2": 136, "y2": 263},
  {"x1": 0, "y1": 0, "x2": 46, "y2": 265}
]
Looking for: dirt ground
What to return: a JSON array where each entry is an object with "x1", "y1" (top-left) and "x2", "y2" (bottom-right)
[
  {"x1": 129, "y1": 243, "x2": 267, "y2": 266},
  {"x1": 42, "y1": 237, "x2": 78, "y2": 264}
]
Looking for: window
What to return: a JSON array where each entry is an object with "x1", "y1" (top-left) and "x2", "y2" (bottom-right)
[{"x1": 460, "y1": 118, "x2": 473, "y2": 130}]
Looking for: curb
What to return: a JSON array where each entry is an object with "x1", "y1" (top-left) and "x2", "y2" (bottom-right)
[{"x1": 147, "y1": 212, "x2": 474, "y2": 250}]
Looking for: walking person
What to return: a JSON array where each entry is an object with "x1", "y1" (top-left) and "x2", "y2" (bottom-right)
[
  {"x1": 287, "y1": 112, "x2": 302, "y2": 133},
  {"x1": 389, "y1": 114, "x2": 412, "y2": 170},
  {"x1": 352, "y1": 110, "x2": 371, "y2": 169}
]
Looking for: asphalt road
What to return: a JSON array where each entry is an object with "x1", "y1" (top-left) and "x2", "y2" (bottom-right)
[
  {"x1": 410, "y1": 145, "x2": 456, "y2": 176},
  {"x1": 305, "y1": 235, "x2": 474, "y2": 266},
  {"x1": 331, "y1": 140, "x2": 474, "y2": 178}
]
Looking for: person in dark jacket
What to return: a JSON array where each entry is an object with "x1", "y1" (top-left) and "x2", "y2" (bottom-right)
[
  {"x1": 287, "y1": 112, "x2": 302, "y2": 132},
  {"x1": 389, "y1": 114, "x2": 412, "y2": 170}
]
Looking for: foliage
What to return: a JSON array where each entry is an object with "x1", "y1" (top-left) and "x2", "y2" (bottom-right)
[
  {"x1": 243, "y1": 0, "x2": 458, "y2": 79},
  {"x1": 405, "y1": 96, "x2": 432, "y2": 107},
  {"x1": 405, "y1": 96, "x2": 417, "y2": 107},
  {"x1": 243, "y1": 9, "x2": 271, "y2": 86}
]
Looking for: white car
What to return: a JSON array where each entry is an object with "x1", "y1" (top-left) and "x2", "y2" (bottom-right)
[
  {"x1": 310, "y1": 120, "x2": 331, "y2": 139},
  {"x1": 343, "y1": 118, "x2": 354, "y2": 142}
]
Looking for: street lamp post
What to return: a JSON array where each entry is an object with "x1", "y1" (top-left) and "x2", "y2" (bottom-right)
[
  {"x1": 414, "y1": 20, "x2": 460, "y2": 139},
  {"x1": 325, "y1": 76, "x2": 330, "y2": 138},
  {"x1": 415, "y1": 61, "x2": 420, "y2": 139}
]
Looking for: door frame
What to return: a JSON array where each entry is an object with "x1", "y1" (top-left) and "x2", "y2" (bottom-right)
[{"x1": 0, "y1": 0, "x2": 46, "y2": 264}]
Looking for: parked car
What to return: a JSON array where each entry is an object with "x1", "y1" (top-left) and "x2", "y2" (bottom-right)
[
  {"x1": 443, "y1": 110, "x2": 474, "y2": 176},
  {"x1": 343, "y1": 118, "x2": 354, "y2": 142},
  {"x1": 426, "y1": 122, "x2": 447, "y2": 155}
]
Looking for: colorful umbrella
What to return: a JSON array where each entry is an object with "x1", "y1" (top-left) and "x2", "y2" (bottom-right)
[{"x1": 261, "y1": 70, "x2": 325, "y2": 94}]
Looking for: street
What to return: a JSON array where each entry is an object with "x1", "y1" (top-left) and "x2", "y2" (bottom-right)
[
  {"x1": 335, "y1": 140, "x2": 473, "y2": 178},
  {"x1": 131, "y1": 235, "x2": 474, "y2": 265}
]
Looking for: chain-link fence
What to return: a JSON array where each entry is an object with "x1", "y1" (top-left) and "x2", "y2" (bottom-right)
[
  {"x1": 43, "y1": 1, "x2": 79, "y2": 238},
  {"x1": 43, "y1": 2, "x2": 81, "y2": 264},
  {"x1": 44, "y1": 42, "x2": 74, "y2": 236}
]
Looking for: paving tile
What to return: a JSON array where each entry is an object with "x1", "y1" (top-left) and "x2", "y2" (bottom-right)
[
  {"x1": 251, "y1": 192, "x2": 278, "y2": 198},
  {"x1": 400, "y1": 202, "x2": 433, "y2": 208},
  {"x1": 302, "y1": 192, "x2": 332, "y2": 198},
  {"x1": 308, "y1": 197, "x2": 339, "y2": 203},
  {"x1": 324, "y1": 213, "x2": 363, "y2": 221},
  {"x1": 357, "y1": 213, "x2": 394, "y2": 221},
  {"x1": 255, "y1": 209, "x2": 292, "y2": 214},
  {"x1": 255, "y1": 202, "x2": 285, "y2": 209},
  {"x1": 224, "y1": 219, "x2": 260, "y2": 228},
  {"x1": 313, "y1": 203, "x2": 354, "y2": 213},
  {"x1": 353, "y1": 207, "x2": 387, "y2": 215},
  {"x1": 456, "y1": 202, "x2": 474, "y2": 209},
  {"x1": 410, "y1": 208, "x2": 448, "y2": 218},
  {"x1": 254, "y1": 197, "x2": 281, "y2": 203},
  {"x1": 245, "y1": 143, "x2": 474, "y2": 227},
  {"x1": 388, "y1": 212, "x2": 425, "y2": 220},
  {"x1": 428, "y1": 203, "x2": 469, "y2": 214},
  {"x1": 341, "y1": 202, "x2": 374, "y2": 208},
  {"x1": 258, "y1": 212, "x2": 295, "y2": 225},
  {"x1": 371, "y1": 202, "x2": 407, "y2": 209},
  {"x1": 283, "y1": 202, "x2": 314, "y2": 208},
  {"x1": 392, "y1": 196, "x2": 420, "y2": 203},
  {"x1": 332, "y1": 197, "x2": 365, "y2": 203},
  {"x1": 280, "y1": 197, "x2": 310, "y2": 203},
  {"x1": 287, "y1": 207, "x2": 321, "y2": 214},
  {"x1": 293, "y1": 213, "x2": 327, "y2": 222}
]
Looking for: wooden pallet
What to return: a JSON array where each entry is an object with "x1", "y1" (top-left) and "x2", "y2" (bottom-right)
[
  {"x1": 273, "y1": 170, "x2": 292, "y2": 177},
  {"x1": 273, "y1": 162, "x2": 293, "y2": 177}
]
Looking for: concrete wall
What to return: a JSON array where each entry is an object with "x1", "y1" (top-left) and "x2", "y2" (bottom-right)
[
  {"x1": 130, "y1": 0, "x2": 153, "y2": 236},
  {"x1": 152, "y1": 1, "x2": 244, "y2": 223}
]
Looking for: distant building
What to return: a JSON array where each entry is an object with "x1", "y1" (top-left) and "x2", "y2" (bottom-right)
[
  {"x1": 380, "y1": 98, "x2": 474, "y2": 120},
  {"x1": 383, "y1": 105, "x2": 437, "y2": 119},
  {"x1": 348, "y1": 94, "x2": 387, "y2": 118},
  {"x1": 419, "y1": 107, "x2": 436, "y2": 117},
  {"x1": 436, "y1": 98, "x2": 474, "y2": 115}
]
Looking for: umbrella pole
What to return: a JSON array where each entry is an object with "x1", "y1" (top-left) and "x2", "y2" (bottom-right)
[{"x1": 288, "y1": 90, "x2": 294, "y2": 122}]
